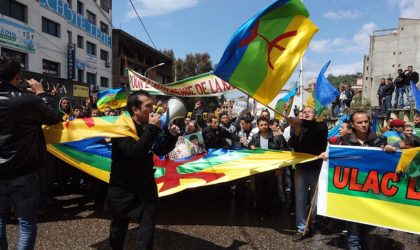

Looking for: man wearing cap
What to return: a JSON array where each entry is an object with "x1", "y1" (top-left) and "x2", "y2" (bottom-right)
[{"x1": 383, "y1": 119, "x2": 405, "y2": 145}]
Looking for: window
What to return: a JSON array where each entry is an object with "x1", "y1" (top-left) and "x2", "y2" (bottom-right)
[
  {"x1": 100, "y1": 49, "x2": 108, "y2": 61},
  {"x1": 77, "y1": 69, "x2": 84, "y2": 82},
  {"x1": 86, "y1": 10, "x2": 96, "y2": 25},
  {"x1": 77, "y1": 35, "x2": 84, "y2": 48},
  {"x1": 0, "y1": 0, "x2": 27, "y2": 22},
  {"x1": 66, "y1": 0, "x2": 72, "y2": 9},
  {"x1": 87, "y1": 72, "x2": 96, "y2": 87},
  {"x1": 86, "y1": 41, "x2": 96, "y2": 56},
  {"x1": 67, "y1": 30, "x2": 72, "y2": 43},
  {"x1": 77, "y1": 1, "x2": 83, "y2": 15},
  {"x1": 42, "y1": 17, "x2": 60, "y2": 37},
  {"x1": 100, "y1": 0, "x2": 111, "y2": 12},
  {"x1": 1, "y1": 48, "x2": 27, "y2": 69},
  {"x1": 100, "y1": 77, "x2": 109, "y2": 88},
  {"x1": 43, "y1": 59, "x2": 60, "y2": 77},
  {"x1": 100, "y1": 22, "x2": 109, "y2": 34}
]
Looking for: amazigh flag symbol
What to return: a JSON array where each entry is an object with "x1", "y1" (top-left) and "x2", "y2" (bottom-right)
[
  {"x1": 97, "y1": 87, "x2": 128, "y2": 112},
  {"x1": 214, "y1": 0, "x2": 318, "y2": 106}
]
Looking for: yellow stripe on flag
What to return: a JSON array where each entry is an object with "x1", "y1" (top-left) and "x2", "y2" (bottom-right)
[
  {"x1": 254, "y1": 16, "x2": 318, "y2": 105},
  {"x1": 158, "y1": 151, "x2": 316, "y2": 197},
  {"x1": 396, "y1": 147, "x2": 420, "y2": 173},
  {"x1": 327, "y1": 192, "x2": 420, "y2": 234},
  {"x1": 43, "y1": 115, "x2": 138, "y2": 144}
]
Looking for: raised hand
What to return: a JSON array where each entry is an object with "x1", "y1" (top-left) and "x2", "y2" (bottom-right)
[{"x1": 27, "y1": 79, "x2": 44, "y2": 95}]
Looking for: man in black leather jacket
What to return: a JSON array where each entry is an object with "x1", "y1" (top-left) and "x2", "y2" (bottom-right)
[
  {"x1": 202, "y1": 117, "x2": 240, "y2": 149},
  {"x1": 0, "y1": 58, "x2": 61, "y2": 249},
  {"x1": 249, "y1": 116, "x2": 289, "y2": 220},
  {"x1": 336, "y1": 111, "x2": 386, "y2": 250}
]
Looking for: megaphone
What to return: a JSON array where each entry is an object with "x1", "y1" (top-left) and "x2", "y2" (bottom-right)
[{"x1": 160, "y1": 97, "x2": 187, "y2": 130}]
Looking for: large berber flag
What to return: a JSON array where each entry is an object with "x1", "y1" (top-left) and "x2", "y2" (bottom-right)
[{"x1": 214, "y1": 0, "x2": 318, "y2": 106}]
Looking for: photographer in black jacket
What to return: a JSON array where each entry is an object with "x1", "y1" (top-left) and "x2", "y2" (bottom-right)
[{"x1": 0, "y1": 58, "x2": 61, "y2": 249}]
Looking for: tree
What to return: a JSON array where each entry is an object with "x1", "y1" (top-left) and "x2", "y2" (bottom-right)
[
  {"x1": 176, "y1": 52, "x2": 213, "y2": 80},
  {"x1": 327, "y1": 73, "x2": 362, "y2": 87},
  {"x1": 172, "y1": 52, "x2": 219, "y2": 112},
  {"x1": 160, "y1": 49, "x2": 175, "y2": 60}
]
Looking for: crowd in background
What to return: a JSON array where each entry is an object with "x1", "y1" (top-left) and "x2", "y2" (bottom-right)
[
  {"x1": 331, "y1": 84, "x2": 355, "y2": 117},
  {"x1": 1, "y1": 54, "x2": 420, "y2": 249},
  {"x1": 377, "y1": 65, "x2": 419, "y2": 115}
]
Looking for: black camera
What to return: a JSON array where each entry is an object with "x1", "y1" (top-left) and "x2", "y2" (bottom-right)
[{"x1": 18, "y1": 78, "x2": 30, "y2": 91}]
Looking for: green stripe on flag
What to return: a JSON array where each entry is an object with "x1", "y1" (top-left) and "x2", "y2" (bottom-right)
[
  {"x1": 53, "y1": 144, "x2": 111, "y2": 172},
  {"x1": 327, "y1": 167, "x2": 418, "y2": 207}
]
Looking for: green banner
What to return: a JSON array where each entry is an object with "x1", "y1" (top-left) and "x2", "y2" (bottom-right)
[{"x1": 128, "y1": 68, "x2": 236, "y2": 96}]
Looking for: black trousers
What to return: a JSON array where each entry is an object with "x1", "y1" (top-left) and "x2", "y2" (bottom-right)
[
  {"x1": 109, "y1": 202, "x2": 156, "y2": 250},
  {"x1": 254, "y1": 170, "x2": 277, "y2": 214}
]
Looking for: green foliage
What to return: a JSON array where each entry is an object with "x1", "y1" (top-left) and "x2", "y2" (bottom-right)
[
  {"x1": 348, "y1": 94, "x2": 371, "y2": 112},
  {"x1": 160, "y1": 49, "x2": 175, "y2": 60},
  {"x1": 327, "y1": 73, "x2": 362, "y2": 87},
  {"x1": 175, "y1": 52, "x2": 213, "y2": 80}
]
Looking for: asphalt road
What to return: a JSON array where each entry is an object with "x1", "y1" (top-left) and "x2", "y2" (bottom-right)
[{"x1": 5, "y1": 184, "x2": 420, "y2": 250}]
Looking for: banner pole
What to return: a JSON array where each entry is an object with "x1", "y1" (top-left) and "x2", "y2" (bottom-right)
[
  {"x1": 233, "y1": 87, "x2": 286, "y2": 119},
  {"x1": 303, "y1": 181, "x2": 319, "y2": 236}
]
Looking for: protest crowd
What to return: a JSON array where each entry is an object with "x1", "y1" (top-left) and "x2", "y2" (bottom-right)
[
  {"x1": 376, "y1": 66, "x2": 419, "y2": 116},
  {"x1": 1, "y1": 55, "x2": 420, "y2": 250}
]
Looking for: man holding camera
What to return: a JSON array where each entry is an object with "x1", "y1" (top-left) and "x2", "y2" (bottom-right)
[{"x1": 0, "y1": 58, "x2": 61, "y2": 249}]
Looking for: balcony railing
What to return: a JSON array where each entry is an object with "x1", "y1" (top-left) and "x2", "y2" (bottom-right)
[{"x1": 373, "y1": 28, "x2": 398, "y2": 37}]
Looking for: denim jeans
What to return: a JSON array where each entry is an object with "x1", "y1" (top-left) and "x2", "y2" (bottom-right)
[
  {"x1": 331, "y1": 104, "x2": 340, "y2": 117},
  {"x1": 0, "y1": 172, "x2": 39, "y2": 250},
  {"x1": 394, "y1": 87, "x2": 405, "y2": 108},
  {"x1": 294, "y1": 167, "x2": 320, "y2": 233},
  {"x1": 346, "y1": 221, "x2": 374, "y2": 250},
  {"x1": 385, "y1": 95, "x2": 392, "y2": 115},
  {"x1": 405, "y1": 84, "x2": 412, "y2": 107}
]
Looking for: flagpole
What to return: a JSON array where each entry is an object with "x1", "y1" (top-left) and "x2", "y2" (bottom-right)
[
  {"x1": 234, "y1": 88, "x2": 286, "y2": 118},
  {"x1": 299, "y1": 59, "x2": 303, "y2": 110},
  {"x1": 299, "y1": 0, "x2": 304, "y2": 110}
]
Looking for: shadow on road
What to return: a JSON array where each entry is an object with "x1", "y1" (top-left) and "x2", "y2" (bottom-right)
[{"x1": 90, "y1": 227, "x2": 249, "y2": 250}]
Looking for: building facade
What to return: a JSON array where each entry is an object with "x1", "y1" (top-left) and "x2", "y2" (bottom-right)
[
  {"x1": 0, "y1": 0, "x2": 112, "y2": 101},
  {"x1": 112, "y1": 29, "x2": 173, "y2": 88},
  {"x1": 362, "y1": 18, "x2": 420, "y2": 106}
]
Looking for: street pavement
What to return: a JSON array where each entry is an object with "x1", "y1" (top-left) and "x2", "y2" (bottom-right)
[{"x1": 5, "y1": 184, "x2": 420, "y2": 249}]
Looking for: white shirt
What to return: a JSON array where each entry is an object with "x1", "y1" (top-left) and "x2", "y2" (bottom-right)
[
  {"x1": 283, "y1": 126, "x2": 291, "y2": 142},
  {"x1": 260, "y1": 136, "x2": 269, "y2": 149}
]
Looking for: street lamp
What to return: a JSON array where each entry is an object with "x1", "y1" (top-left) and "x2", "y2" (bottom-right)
[{"x1": 144, "y1": 62, "x2": 165, "y2": 77}]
